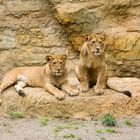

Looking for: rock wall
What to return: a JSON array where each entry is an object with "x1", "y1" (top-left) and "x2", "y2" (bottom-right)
[
  {"x1": 0, "y1": 0, "x2": 140, "y2": 79},
  {"x1": 0, "y1": 0, "x2": 69, "y2": 79}
]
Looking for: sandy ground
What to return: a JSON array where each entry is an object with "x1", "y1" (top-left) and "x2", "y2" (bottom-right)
[{"x1": 0, "y1": 116, "x2": 140, "y2": 140}]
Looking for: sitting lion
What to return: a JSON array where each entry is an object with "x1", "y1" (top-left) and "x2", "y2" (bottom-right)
[
  {"x1": 0, "y1": 54, "x2": 79, "y2": 103},
  {"x1": 75, "y1": 33, "x2": 131, "y2": 97}
]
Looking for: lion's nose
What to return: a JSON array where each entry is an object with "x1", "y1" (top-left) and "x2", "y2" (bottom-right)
[{"x1": 96, "y1": 48, "x2": 100, "y2": 51}]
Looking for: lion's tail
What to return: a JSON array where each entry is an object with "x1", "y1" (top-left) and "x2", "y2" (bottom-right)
[{"x1": 107, "y1": 85, "x2": 132, "y2": 98}]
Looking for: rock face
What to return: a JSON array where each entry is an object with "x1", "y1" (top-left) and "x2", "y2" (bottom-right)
[
  {"x1": 0, "y1": 1, "x2": 140, "y2": 118},
  {"x1": 52, "y1": 0, "x2": 140, "y2": 77},
  {"x1": 1, "y1": 77, "x2": 140, "y2": 118},
  {"x1": 0, "y1": 0, "x2": 140, "y2": 79},
  {"x1": 0, "y1": 0, "x2": 69, "y2": 79}
]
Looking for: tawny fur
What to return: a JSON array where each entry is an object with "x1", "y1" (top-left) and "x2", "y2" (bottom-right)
[
  {"x1": 0, "y1": 54, "x2": 79, "y2": 104},
  {"x1": 75, "y1": 33, "x2": 132, "y2": 97}
]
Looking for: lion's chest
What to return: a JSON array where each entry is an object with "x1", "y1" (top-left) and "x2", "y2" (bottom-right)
[
  {"x1": 88, "y1": 68, "x2": 98, "y2": 79},
  {"x1": 50, "y1": 77, "x2": 65, "y2": 89},
  {"x1": 52, "y1": 82, "x2": 61, "y2": 89}
]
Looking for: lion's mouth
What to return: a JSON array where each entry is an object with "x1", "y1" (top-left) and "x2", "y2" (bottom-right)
[
  {"x1": 54, "y1": 72, "x2": 62, "y2": 76},
  {"x1": 55, "y1": 73, "x2": 61, "y2": 76},
  {"x1": 93, "y1": 51, "x2": 101, "y2": 55}
]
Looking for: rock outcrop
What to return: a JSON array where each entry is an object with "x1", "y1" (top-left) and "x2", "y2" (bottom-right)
[
  {"x1": 0, "y1": 77, "x2": 140, "y2": 118},
  {"x1": 0, "y1": 0, "x2": 140, "y2": 79}
]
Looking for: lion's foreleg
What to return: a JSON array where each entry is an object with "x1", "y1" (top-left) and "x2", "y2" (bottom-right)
[
  {"x1": 44, "y1": 82, "x2": 65, "y2": 100},
  {"x1": 61, "y1": 81, "x2": 79, "y2": 96},
  {"x1": 94, "y1": 65, "x2": 108, "y2": 95},
  {"x1": 75, "y1": 65, "x2": 89, "y2": 93}
]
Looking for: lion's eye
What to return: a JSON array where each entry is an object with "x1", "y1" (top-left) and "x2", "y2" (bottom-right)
[
  {"x1": 99, "y1": 41, "x2": 102, "y2": 44},
  {"x1": 60, "y1": 61, "x2": 63, "y2": 64},
  {"x1": 92, "y1": 41, "x2": 95, "y2": 44},
  {"x1": 52, "y1": 62, "x2": 56, "y2": 64}
]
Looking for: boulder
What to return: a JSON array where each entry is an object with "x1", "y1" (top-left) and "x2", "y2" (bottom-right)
[{"x1": 0, "y1": 77, "x2": 140, "y2": 119}]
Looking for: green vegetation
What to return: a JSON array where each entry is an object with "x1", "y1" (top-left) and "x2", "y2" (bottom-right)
[
  {"x1": 96, "y1": 129, "x2": 104, "y2": 134},
  {"x1": 41, "y1": 117, "x2": 52, "y2": 126},
  {"x1": 63, "y1": 133, "x2": 76, "y2": 139},
  {"x1": 124, "y1": 120, "x2": 133, "y2": 126},
  {"x1": 10, "y1": 111, "x2": 24, "y2": 119},
  {"x1": 63, "y1": 133, "x2": 81, "y2": 140},
  {"x1": 101, "y1": 114, "x2": 117, "y2": 127},
  {"x1": 96, "y1": 128, "x2": 117, "y2": 134},
  {"x1": 106, "y1": 128, "x2": 116, "y2": 133},
  {"x1": 54, "y1": 122, "x2": 80, "y2": 135}
]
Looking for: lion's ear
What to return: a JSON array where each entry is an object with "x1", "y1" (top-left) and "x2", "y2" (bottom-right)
[
  {"x1": 61, "y1": 54, "x2": 67, "y2": 61},
  {"x1": 45, "y1": 54, "x2": 53, "y2": 62},
  {"x1": 100, "y1": 32, "x2": 106, "y2": 40},
  {"x1": 85, "y1": 35, "x2": 92, "y2": 42}
]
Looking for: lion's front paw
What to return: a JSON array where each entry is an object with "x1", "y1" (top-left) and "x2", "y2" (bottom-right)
[
  {"x1": 55, "y1": 92, "x2": 65, "y2": 100},
  {"x1": 94, "y1": 86, "x2": 104, "y2": 95},
  {"x1": 68, "y1": 89, "x2": 79, "y2": 96},
  {"x1": 78, "y1": 84, "x2": 89, "y2": 93}
]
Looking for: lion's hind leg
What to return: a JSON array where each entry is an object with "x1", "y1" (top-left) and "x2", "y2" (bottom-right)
[
  {"x1": 0, "y1": 75, "x2": 18, "y2": 104},
  {"x1": 14, "y1": 75, "x2": 27, "y2": 97}
]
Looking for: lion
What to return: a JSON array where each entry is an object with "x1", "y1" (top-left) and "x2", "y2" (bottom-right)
[
  {"x1": 0, "y1": 54, "x2": 79, "y2": 104},
  {"x1": 75, "y1": 33, "x2": 132, "y2": 97}
]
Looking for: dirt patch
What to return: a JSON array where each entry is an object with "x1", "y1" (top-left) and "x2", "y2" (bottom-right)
[{"x1": 0, "y1": 116, "x2": 140, "y2": 140}]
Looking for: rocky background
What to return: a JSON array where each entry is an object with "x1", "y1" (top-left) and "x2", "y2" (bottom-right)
[
  {"x1": 0, "y1": 0, "x2": 140, "y2": 118},
  {"x1": 0, "y1": 0, "x2": 140, "y2": 79}
]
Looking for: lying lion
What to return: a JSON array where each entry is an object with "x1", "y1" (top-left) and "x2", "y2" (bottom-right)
[
  {"x1": 0, "y1": 54, "x2": 79, "y2": 103},
  {"x1": 75, "y1": 33, "x2": 132, "y2": 97}
]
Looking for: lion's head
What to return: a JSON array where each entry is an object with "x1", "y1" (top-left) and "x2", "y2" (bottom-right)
[
  {"x1": 85, "y1": 33, "x2": 106, "y2": 56},
  {"x1": 46, "y1": 54, "x2": 67, "y2": 76}
]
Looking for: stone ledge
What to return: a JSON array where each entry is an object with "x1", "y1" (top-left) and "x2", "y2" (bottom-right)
[{"x1": 0, "y1": 77, "x2": 140, "y2": 119}]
